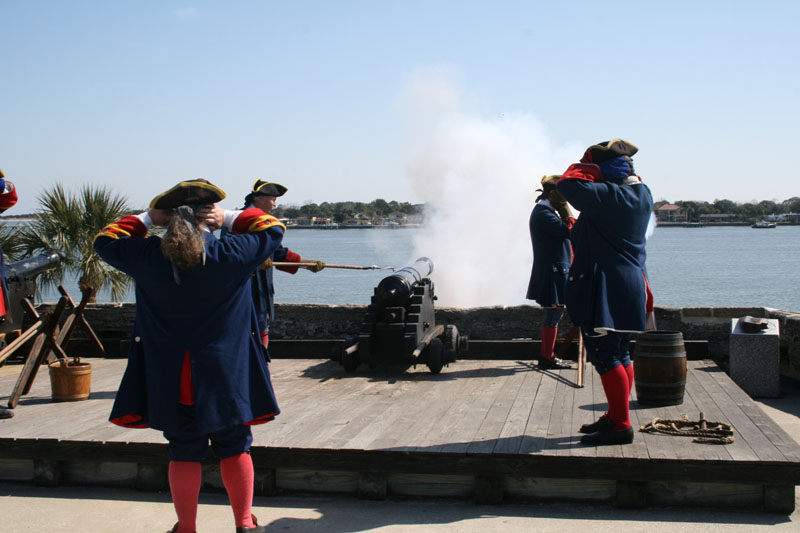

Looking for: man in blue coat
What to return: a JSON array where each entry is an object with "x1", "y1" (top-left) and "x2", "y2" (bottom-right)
[
  {"x1": 239, "y1": 179, "x2": 323, "y2": 348},
  {"x1": 95, "y1": 179, "x2": 283, "y2": 532},
  {"x1": 527, "y1": 174, "x2": 575, "y2": 369},
  {"x1": 557, "y1": 139, "x2": 653, "y2": 446}
]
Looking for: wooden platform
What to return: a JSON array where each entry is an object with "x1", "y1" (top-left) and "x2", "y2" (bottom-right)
[{"x1": 1, "y1": 358, "x2": 799, "y2": 512}]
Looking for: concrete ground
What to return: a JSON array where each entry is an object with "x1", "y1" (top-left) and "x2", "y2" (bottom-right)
[{"x1": 1, "y1": 378, "x2": 798, "y2": 532}]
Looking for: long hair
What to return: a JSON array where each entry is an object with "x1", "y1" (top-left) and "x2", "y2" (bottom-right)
[{"x1": 160, "y1": 207, "x2": 205, "y2": 271}]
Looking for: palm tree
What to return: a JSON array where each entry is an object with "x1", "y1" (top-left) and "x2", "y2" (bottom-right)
[
  {"x1": 0, "y1": 221, "x2": 26, "y2": 263},
  {"x1": 19, "y1": 184, "x2": 133, "y2": 302}
]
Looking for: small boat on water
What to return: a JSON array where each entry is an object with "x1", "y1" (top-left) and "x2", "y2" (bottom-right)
[{"x1": 751, "y1": 221, "x2": 777, "y2": 229}]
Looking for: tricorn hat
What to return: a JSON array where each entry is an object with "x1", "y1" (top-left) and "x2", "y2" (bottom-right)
[
  {"x1": 583, "y1": 138, "x2": 638, "y2": 164},
  {"x1": 540, "y1": 174, "x2": 561, "y2": 188},
  {"x1": 252, "y1": 179, "x2": 287, "y2": 197},
  {"x1": 149, "y1": 179, "x2": 227, "y2": 209}
]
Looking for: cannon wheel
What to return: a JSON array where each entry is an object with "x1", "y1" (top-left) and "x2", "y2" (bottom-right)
[
  {"x1": 426, "y1": 338, "x2": 444, "y2": 374},
  {"x1": 443, "y1": 325, "x2": 458, "y2": 352}
]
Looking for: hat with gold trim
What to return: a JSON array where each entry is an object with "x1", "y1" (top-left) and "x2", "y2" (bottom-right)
[
  {"x1": 582, "y1": 138, "x2": 638, "y2": 164},
  {"x1": 149, "y1": 179, "x2": 226, "y2": 209},
  {"x1": 252, "y1": 179, "x2": 287, "y2": 197}
]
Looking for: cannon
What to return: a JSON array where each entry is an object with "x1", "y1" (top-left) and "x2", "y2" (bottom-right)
[
  {"x1": 337, "y1": 257, "x2": 468, "y2": 374},
  {"x1": 0, "y1": 252, "x2": 61, "y2": 337}
]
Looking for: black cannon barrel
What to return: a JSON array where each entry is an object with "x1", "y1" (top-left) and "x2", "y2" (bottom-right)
[
  {"x1": 375, "y1": 257, "x2": 433, "y2": 307},
  {"x1": 3, "y1": 252, "x2": 61, "y2": 281}
]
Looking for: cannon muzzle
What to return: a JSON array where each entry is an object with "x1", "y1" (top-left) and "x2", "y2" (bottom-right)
[
  {"x1": 4, "y1": 252, "x2": 61, "y2": 282},
  {"x1": 374, "y1": 256, "x2": 433, "y2": 307}
]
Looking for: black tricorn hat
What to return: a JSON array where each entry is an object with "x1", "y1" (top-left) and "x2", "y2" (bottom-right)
[
  {"x1": 585, "y1": 138, "x2": 638, "y2": 164},
  {"x1": 149, "y1": 179, "x2": 227, "y2": 209},
  {"x1": 252, "y1": 179, "x2": 287, "y2": 197}
]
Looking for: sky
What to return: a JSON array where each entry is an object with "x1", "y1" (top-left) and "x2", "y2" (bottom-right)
[{"x1": 2, "y1": 1, "x2": 798, "y2": 215}]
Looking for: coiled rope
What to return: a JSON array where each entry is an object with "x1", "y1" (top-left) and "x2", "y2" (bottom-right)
[{"x1": 639, "y1": 413, "x2": 734, "y2": 445}]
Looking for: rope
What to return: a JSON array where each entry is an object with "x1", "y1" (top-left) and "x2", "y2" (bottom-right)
[{"x1": 639, "y1": 415, "x2": 735, "y2": 445}]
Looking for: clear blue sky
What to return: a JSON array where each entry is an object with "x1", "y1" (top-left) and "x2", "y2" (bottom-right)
[{"x1": 2, "y1": 1, "x2": 798, "y2": 213}]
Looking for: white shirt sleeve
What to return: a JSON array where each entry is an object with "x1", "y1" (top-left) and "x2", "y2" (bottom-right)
[
  {"x1": 223, "y1": 209, "x2": 243, "y2": 231},
  {"x1": 135, "y1": 211, "x2": 153, "y2": 229}
]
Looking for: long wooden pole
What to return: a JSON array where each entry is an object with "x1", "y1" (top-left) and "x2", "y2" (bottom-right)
[{"x1": 270, "y1": 262, "x2": 394, "y2": 271}]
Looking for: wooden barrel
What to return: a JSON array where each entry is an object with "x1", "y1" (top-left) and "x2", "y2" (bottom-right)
[
  {"x1": 48, "y1": 360, "x2": 92, "y2": 402},
  {"x1": 633, "y1": 331, "x2": 687, "y2": 406}
]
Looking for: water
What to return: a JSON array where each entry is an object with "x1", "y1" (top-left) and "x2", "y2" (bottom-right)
[{"x1": 24, "y1": 225, "x2": 800, "y2": 312}]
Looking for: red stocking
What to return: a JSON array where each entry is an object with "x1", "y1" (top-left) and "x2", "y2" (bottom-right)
[
  {"x1": 168, "y1": 461, "x2": 201, "y2": 533},
  {"x1": 540, "y1": 326, "x2": 558, "y2": 360},
  {"x1": 220, "y1": 453, "x2": 256, "y2": 528},
  {"x1": 600, "y1": 365, "x2": 631, "y2": 430},
  {"x1": 623, "y1": 362, "x2": 635, "y2": 399}
]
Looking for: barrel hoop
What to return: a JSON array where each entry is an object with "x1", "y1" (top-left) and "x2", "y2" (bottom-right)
[
  {"x1": 636, "y1": 380, "x2": 687, "y2": 387},
  {"x1": 636, "y1": 344, "x2": 685, "y2": 352},
  {"x1": 634, "y1": 352, "x2": 686, "y2": 358}
]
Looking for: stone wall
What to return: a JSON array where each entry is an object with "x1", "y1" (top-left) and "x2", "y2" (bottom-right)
[{"x1": 34, "y1": 302, "x2": 800, "y2": 380}]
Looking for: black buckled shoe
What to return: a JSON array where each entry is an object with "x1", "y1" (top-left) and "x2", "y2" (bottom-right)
[
  {"x1": 165, "y1": 523, "x2": 194, "y2": 533},
  {"x1": 236, "y1": 514, "x2": 268, "y2": 533},
  {"x1": 0, "y1": 407, "x2": 14, "y2": 419},
  {"x1": 580, "y1": 425, "x2": 634, "y2": 446},
  {"x1": 579, "y1": 416, "x2": 612, "y2": 434},
  {"x1": 538, "y1": 357, "x2": 572, "y2": 370}
]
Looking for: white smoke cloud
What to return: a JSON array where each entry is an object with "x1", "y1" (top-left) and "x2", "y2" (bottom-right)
[{"x1": 401, "y1": 70, "x2": 579, "y2": 307}]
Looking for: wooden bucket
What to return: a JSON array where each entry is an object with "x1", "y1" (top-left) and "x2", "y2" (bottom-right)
[
  {"x1": 48, "y1": 359, "x2": 92, "y2": 402},
  {"x1": 633, "y1": 331, "x2": 687, "y2": 406}
]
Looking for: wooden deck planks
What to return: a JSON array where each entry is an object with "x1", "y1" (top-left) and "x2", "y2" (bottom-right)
[{"x1": 2, "y1": 357, "x2": 799, "y2": 485}]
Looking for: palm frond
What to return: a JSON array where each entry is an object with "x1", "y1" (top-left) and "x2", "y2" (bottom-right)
[{"x1": 20, "y1": 183, "x2": 133, "y2": 302}]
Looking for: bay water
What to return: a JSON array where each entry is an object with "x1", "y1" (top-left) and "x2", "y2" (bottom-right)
[{"x1": 31, "y1": 225, "x2": 800, "y2": 312}]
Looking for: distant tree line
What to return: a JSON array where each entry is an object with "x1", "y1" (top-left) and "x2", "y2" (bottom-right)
[
  {"x1": 272, "y1": 199, "x2": 424, "y2": 223},
  {"x1": 655, "y1": 197, "x2": 800, "y2": 221}
]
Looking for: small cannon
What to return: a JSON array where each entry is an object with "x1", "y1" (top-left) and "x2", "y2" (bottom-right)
[
  {"x1": 1, "y1": 252, "x2": 61, "y2": 335},
  {"x1": 337, "y1": 257, "x2": 468, "y2": 374}
]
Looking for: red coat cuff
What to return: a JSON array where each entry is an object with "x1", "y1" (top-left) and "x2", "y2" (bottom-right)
[
  {"x1": 0, "y1": 185, "x2": 18, "y2": 213},
  {"x1": 95, "y1": 215, "x2": 148, "y2": 240},
  {"x1": 277, "y1": 249, "x2": 301, "y2": 273}
]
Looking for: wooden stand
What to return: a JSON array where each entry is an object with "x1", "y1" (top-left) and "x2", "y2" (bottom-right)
[{"x1": 1, "y1": 286, "x2": 104, "y2": 409}]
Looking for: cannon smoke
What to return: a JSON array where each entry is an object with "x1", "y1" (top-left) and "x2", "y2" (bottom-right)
[{"x1": 401, "y1": 71, "x2": 579, "y2": 308}]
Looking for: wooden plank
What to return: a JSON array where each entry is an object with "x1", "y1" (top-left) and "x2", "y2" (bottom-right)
[
  {"x1": 689, "y1": 360, "x2": 764, "y2": 462},
  {"x1": 548, "y1": 369, "x2": 578, "y2": 456},
  {"x1": 620, "y1": 368, "x2": 650, "y2": 460},
  {"x1": 570, "y1": 363, "x2": 600, "y2": 458},
  {"x1": 266, "y1": 368, "x2": 380, "y2": 449},
  {"x1": 413, "y1": 363, "x2": 514, "y2": 455},
  {"x1": 705, "y1": 360, "x2": 799, "y2": 462},
  {"x1": 411, "y1": 364, "x2": 496, "y2": 453},
  {"x1": 386, "y1": 364, "x2": 485, "y2": 452},
  {"x1": 493, "y1": 366, "x2": 542, "y2": 455},
  {"x1": 466, "y1": 364, "x2": 529, "y2": 455},
  {"x1": 365, "y1": 364, "x2": 491, "y2": 452},
  {"x1": 518, "y1": 364, "x2": 559, "y2": 455}
]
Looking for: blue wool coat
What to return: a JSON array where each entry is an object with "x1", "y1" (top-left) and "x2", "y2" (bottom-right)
[
  {"x1": 557, "y1": 177, "x2": 653, "y2": 334},
  {"x1": 252, "y1": 244, "x2": 293, "y2": 321},
  {"x1": 95, "y1": 222, "x2": 284, "y2": 434},
  {"x1": 526, "y1": 202, "x2": 572, "y2": 307}
]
